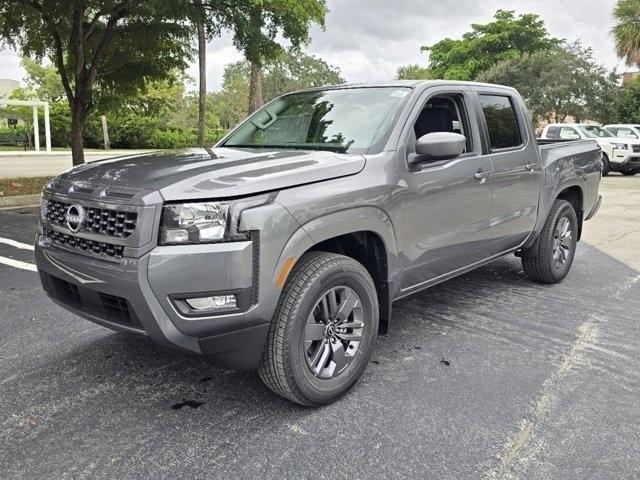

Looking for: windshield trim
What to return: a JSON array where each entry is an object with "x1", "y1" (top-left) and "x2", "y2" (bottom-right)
[{"x1": 219, "y1": 86, "x2": 414, "y2": 155}]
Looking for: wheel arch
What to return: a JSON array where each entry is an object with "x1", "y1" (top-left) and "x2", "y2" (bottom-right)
[
  {"x1": 555, "y1": 184, "x2": 584, "y2": 241},
  {"x1": 273, "y1": 207, "x2": 399, "y2": 334}
]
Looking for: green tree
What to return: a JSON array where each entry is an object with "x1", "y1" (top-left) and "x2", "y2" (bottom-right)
[
  {"x1": 262, "y1": 49, "x2": 344, "y2": 99},
  {"x1": 418, "y1": 10, "x2": 559, "y2": 81},
  {"x1": 395, "y1": 64, "x2": 434, "y2": 80},
  {"x1": 0, "y1": 1, "x2": 194, "y2": 165},
  {"x1": 617, "y1": 77, "x2": 640, "y2": 123},
  {"x1": 230, "y1": 0, "x2": 327, "y2": 113},
  {"x1": 212, "y1": 50, "x2": 344, "y2": 128},
  {"x1": 613, "y1": 0, "x2": 640, "y2": 66},
  {"x1": 21, "y1": 57, "x2": 66, "y2": 102},
  {"x1": 478, "y1": 42, "x2": 622, "y2": 124}
]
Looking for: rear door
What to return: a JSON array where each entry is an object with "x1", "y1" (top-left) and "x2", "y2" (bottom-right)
[
  {"x1": 393, "y1": 86, "x2": 495, "y2": 294},
  {"x1": 475, "y1": 91, "x2": 541, "y2": 251}
]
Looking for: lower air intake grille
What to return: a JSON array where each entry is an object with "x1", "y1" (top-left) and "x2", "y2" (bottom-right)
[{"x1": 45, "y1": 228, "x2": 124, "y2": 258}]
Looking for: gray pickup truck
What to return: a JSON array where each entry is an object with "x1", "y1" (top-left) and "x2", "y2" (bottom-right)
[{"x1": 35, "y1": 81, "x2": 602, "y2": 406}]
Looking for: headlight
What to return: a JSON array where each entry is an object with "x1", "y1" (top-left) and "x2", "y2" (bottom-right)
[
  {"x1": 160, "y1": 202, "x2": 230, "y2": 244},
  {"x1": 159, "y1": 194, "x2": 275, "y2": 245},
  {"x1": 613, "y1": 142, "x2": 628, "y2": 150}
]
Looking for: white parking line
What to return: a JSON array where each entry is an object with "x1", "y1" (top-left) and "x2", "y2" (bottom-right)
[
  {"x1": 0, "y1": 256, "x2": 37, "y2": 272},
  {"x1": 0, "y1": 237, "x2": 35, "y2": 251}
]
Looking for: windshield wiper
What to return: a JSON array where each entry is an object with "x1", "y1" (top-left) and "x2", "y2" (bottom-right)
[{"x1": 222, "y1": 144, "x2": 348, "y2": 153}]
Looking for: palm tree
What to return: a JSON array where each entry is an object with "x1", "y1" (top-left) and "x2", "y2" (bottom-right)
[{"x1": 613, "y1": 0, "x2": 640, "y2": 66}]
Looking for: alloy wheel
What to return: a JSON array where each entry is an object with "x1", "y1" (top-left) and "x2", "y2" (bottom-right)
[
  {"x1": 304, "y1": 286, "x2": 365, "y2": 379},
  {"x1": 552, "y1": 216, "x2": 572, "y2": 269}
]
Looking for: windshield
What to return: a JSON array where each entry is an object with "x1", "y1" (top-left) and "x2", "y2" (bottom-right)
[
  {"x1": 578, "y1": 125, "x2": 613, "y2": 138},
  {"x1": 222, "y1": 87, "x2": 412, "y2": 154}
]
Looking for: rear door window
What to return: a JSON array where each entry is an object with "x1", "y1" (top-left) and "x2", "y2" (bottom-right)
[{"x1": 479, "y1": 95, "x2": 522, "y2": 150}]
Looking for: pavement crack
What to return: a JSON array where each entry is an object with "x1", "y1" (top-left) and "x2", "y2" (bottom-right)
[{"x1": 485, "y1": 318, "x2": 599, "y2": 479}]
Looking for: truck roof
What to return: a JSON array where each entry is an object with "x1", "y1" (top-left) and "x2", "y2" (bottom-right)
[{"x1": 293, "y1": 80, "x2": 518, "y2": 93}]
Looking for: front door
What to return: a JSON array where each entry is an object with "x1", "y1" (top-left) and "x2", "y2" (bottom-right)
[{"x1": 393, "y1": 88, "x2": 494, "y2": 295}]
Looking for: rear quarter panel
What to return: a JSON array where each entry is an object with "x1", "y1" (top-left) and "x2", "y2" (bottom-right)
[{"x1": 527, "y1": 139, "x2": 602, "y2": 246}]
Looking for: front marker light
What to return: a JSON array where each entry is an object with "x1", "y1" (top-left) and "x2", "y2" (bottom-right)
[{"x1": 160, "y1": 202, "x2": 230, "y2": 244}]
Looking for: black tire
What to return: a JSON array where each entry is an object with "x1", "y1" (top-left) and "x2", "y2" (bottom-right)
[
  {"x1": 622, "y1": 170, "x2": 637, "y2": 176},
  {"x1": 601, "y1": 154, "x2": 611, "y2": 176},
  {"x1": 258, "y1": 251, "x2": 379, "y2": 406},
  {"x1": 521, "y1": 199, "x2": 578, "y2": 284}
]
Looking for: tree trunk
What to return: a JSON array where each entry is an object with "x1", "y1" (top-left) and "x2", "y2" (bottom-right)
[
  {"x1": 248, "y1": 61, "x2": 263, "y2": 114},
  {"x1": 70, "y1": 102, "x2": 86, "y2": 166},
  {"x1": 196, "y1": 18, "x2": 207, "y2": 146}
]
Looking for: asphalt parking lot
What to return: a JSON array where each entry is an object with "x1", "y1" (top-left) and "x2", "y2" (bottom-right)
[{"x1": 1, "y1": 177, "x2": 639, "y2": 479}]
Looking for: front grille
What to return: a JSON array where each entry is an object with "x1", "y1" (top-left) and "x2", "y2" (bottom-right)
[
  {"x1": 44, "y1": 200, "x2": 137, "y2": 238},
  {"x1": 45, "y1": 228, "x2": 124, "y2": 258},
  {"x1": 633, "y1": 145, "x2": 640, "y2": 153}
]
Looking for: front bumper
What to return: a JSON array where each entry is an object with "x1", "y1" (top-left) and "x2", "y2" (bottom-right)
[
  {"x1": 612, "y1": 151, "x2": 640, "y2": 170},
  {"x1": 35, "y1": 237, "x2": 270, "y2": 370}
]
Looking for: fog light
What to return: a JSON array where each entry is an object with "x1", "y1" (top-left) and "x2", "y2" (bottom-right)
[{"x1": 185, "y1": 295, "x2": 237, "y2": 311}]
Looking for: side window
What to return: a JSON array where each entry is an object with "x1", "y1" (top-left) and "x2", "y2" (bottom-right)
[
  {"x1": 412, "y1": 94, "x2": 473, "y2": 155},
  {"x1": 559, "y1": 127, "x2": 580, "y2": 140},
  {"x1": 607, "y1": 127, "x2": 619, "y2": 136},
  {"x1": 479, "y1": 95, "x2": 522, "y2": 150}
]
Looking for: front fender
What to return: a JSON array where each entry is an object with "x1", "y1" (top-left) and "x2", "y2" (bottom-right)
[{"x1": 274, "y1": 205, "x2": 400, "y2": 293}]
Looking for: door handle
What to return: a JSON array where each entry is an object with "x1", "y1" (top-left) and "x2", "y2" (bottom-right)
[
  {"x1": 474, "y1": 170, "x2": 490, "y2": 184},
  {"x1": 525, "y1": 163, "x2": 539, "y2": 173}
]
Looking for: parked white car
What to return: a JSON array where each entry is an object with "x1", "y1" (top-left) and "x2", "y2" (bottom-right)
[{"x1": 541, "y1": 123, "x2": 640, "y2": 176}]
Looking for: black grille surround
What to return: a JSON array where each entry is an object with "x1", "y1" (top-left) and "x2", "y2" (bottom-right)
[
  {"x1": 44, "y1": 199, "x2": 137, "y2": 238},
  {"x1": 44, "y1": 228, "x2": 125, "y2": 258}
]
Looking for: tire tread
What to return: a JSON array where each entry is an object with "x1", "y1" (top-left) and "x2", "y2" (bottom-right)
[{"x1": 258, "y1": 252, "x2": 371, "y2": 406}]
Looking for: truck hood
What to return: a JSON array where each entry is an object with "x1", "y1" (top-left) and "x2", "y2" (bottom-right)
[
  {"x1": 56, "y1": 147, "x2": 366, "y2": 201},
  {"x1": 598, "y1": 137, "x2": 640, "y2": 145}
]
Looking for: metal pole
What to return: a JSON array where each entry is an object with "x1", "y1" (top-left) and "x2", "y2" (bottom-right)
[
  {"x1": 32, "y1": 105, "x2": 40, "y2": 152},
  {"x1": 44, "y1": 102, "x2": 51, "y2": 152}
]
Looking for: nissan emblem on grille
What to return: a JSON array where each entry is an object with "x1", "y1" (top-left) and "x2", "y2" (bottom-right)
[{"x1": 65, "y1": 204, "x2": 86, "y2": 233}]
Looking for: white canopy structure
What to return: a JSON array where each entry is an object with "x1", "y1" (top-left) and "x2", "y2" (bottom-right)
[{"x1": 0, "y1": 99, "x2": 51, "y2": 152}]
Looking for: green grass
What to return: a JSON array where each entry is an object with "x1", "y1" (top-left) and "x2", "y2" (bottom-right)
[{"x1": 0, "y1": 176, "x2": 54, "y2": 197}]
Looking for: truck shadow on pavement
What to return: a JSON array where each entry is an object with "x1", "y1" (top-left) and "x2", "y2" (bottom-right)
[{"x1": 51, "y1": 254, "x2": 537, "y2": 412}]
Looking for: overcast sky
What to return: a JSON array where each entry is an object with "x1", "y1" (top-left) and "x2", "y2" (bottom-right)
[{"x1": 0, "y1": 0, "x2": 626, "y2": 91}]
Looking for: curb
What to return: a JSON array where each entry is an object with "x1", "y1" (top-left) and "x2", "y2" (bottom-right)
[{"x1": 0, "y1": 193, "x2": 41, "y2": 209}]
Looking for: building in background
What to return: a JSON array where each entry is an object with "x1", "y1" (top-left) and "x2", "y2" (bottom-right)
[
  {"x1": 621, "y1": 71, "x2": 640, "y2": 87},
  {"x1": 0, "y1": 78, "x2": 24, "y2": 128}
]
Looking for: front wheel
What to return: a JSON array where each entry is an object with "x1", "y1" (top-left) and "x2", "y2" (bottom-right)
[
  {"x1": 258, "y1": 252, "x2": 379, "y2": 406},
  {"x1": 521, "y1": 199, "x2": 578, "y2": 284}
]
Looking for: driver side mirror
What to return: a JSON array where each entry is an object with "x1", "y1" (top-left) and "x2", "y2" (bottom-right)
[{"x1": 410, "y1": 132, "x2": 466, "y2": 165}]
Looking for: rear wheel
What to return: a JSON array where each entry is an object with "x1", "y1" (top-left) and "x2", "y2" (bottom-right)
[
  {"x1": 258, "y1": 251, "x2": 379, "y2": 406},
  {"x1": 622, "y1": 170, "x2": 637, "y2": 176},
  {"x1": 601, "y1": 154, "x2": 611, "y2": 176},
  {"x1": 521, "y1": 199, "x2": 578, "y2": 284}
]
